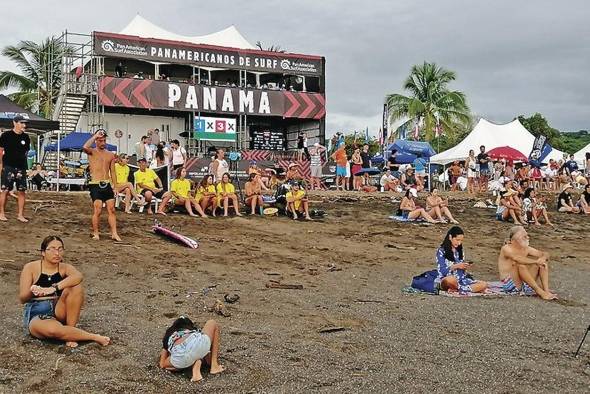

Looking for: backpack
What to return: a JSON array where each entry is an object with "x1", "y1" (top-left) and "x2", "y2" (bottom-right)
[{"x1": 411, "y1": 269, "x2": 439, "y2": 294}]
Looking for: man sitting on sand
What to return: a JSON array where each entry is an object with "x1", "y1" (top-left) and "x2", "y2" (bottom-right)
[
  {"x1": 380, "y1": 169, "x2": 399, "y2": 192},
  {"x1": 498, "y1": 226, "x2": 557, "y2": 300},
  {"x1": 286, "y1": 181, "x2": 312, "y2": 220}
]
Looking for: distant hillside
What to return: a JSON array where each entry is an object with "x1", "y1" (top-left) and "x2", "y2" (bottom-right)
[{"x1": 557, "y1": 130, "x2": 590, "y2": 154}]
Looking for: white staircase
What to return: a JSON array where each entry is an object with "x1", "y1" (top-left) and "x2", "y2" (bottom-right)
[{"x1": 54, "y1": 94, "x2": 87, "y2": 134}]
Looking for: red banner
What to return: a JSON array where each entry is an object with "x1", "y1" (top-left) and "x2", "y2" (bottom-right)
[{"x1": 98, "y1": 77, "x2": 325, "y2": 119}]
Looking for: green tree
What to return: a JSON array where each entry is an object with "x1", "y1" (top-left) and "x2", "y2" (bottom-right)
[
  {"x1": 386, "y1": 62, "x2": 471, "y2": 142},
  {"x1": 0, "y1": 37, "x2": 69, "y2": 118},
  {"x1": 342, "y1": 133, "x2": 381, "y2": 157},
  {"x1": 516, "y1": 113, "x2": 562, "y2": 149}
]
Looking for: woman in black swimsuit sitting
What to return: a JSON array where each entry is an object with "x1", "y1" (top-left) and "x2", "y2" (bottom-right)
[{"x1": 19, "y1": 235, "x2": 110, "y2": 348}]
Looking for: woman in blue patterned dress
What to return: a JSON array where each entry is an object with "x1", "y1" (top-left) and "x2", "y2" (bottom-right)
[{"x1": 435, "y1": 226, "x2": 487, "y2": 293}]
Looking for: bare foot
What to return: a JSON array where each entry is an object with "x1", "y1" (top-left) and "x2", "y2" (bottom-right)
[
  {"x1": 305, "y1": 216, "x2": 313, "y2": 221},
  {"x1": 157, "y1": 211, "x2": 167, "y2": 216},
  {"x1": 91, "y1": 233, "x2": 100, "y2": 240},
  {"x1": 94, "y1": 335, "x2": 111, "y2": 346},
  {"x1": 125, "y1": 210, "x2": 132, "y2": 214},
  {"x1": 17, "y1": 216, "x2": 29, "y2": 223},
  {"x1": 201, "y1": 215, "x2": 208, "y2": 218},
  {"x1": 235, "y1": 212, "x2": 243, "y2": 216},
  {"x1": 223, "y1": 213, "x2": 228, "y2": 217},
  {"x1": 147, "y1": 209, "x2": 153, "y2": 215},
  {"x1": 65, "y1": 341, "x2": 79, "y2": 348},
  {"x1": 450, "y1": 219, "x2": 459, "y2": 224},
  {"x1": 111, "y1": 234, "x2": 122, "y2": 242},
  {"x1": 209, "y1": 364, "x2": 225, "y2": 375},
  {"x1": 0, "y1": 215, "x2": 7, "y2": 221},
  {"x1": 539, "y1": 290, "x2": 557, "y2": 300},
  {"x1": 191, "y1": 374, "x2": 203, "y2": 383}
]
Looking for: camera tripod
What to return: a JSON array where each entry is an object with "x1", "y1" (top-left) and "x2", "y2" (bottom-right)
[{"x1": 574, "y1": 324, "x2": 590, "y2": 357}]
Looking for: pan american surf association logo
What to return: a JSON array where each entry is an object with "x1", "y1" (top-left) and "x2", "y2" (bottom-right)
[{"x1": 100, "y1": 39, "x2": 148, "y2": 57}]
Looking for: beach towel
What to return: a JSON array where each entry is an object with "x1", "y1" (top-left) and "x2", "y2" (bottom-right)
[
  {"x1": 389, "y1": 215, "x2": 424, "y2": 222},
  {"x1": 403, "y1": 282, "x2": 534, "y2": 297}
]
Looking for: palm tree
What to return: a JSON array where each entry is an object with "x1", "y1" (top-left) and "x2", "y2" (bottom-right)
[
  {"x1": 386, "y1": 62, "x2": 471, "y2": 141},
  {"x1": 0, "y1": 37, "x2": 69, "y2": 118}
]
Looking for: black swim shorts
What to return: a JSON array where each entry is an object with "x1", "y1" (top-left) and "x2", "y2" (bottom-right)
[
  {"x1": 89, "y1": 182, "x2": 115, "y2": 202},
  {"x1": 1, "y1": 166, "x2": 27, "y2": 192},
  {"x1": 141, "y1": 189, "x2": 165, "y2": 199}
]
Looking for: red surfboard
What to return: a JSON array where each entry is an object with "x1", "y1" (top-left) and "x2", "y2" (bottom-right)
[{"x1": 152, "y1": 221, "x2": 199, "y2": 249}]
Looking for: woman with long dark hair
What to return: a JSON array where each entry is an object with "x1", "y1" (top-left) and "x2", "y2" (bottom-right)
[
  {"x1": 19, "y1": 236, "x2": 110, "y2": 347},
  {"x1": 196, "y1": 174, "x2": 218, "y2": 216},
  {"x1": 435, "y1": 226, "x2": 487, "y2": 293},
  {"x1": 159, "y1": 316, "x2": 224, "y2": 383}
]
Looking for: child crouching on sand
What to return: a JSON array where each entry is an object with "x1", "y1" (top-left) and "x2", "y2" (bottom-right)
[{"x1": 159, "y1": 316, "x2": 225, "y2": 382}]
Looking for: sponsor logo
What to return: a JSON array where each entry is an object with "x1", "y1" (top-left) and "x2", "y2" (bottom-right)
[
  {"x1": 280, "y1": 59, "x2": 291, "y2": 70},
  {"x1": 101, "y1": 40, "x2": 116, "y2": 52}
]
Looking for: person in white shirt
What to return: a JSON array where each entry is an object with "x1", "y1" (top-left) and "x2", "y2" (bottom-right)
[
  {"x1": 169, "y1": 139, "x2": 187, "y2": 171},
  {"x1": 211, "y1": 149, "x2": 229, "y2": 182},
  {"x1": 380, "y1": 169, "x2": 399, "y2": 192}
]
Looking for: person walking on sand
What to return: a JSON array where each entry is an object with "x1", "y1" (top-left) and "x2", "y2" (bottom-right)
[
  {"x1": 498, "y1": 226, "x2": 557, "y2": 300},
  {"x1": 0, "y1": 115, "x2": 31, "y2": 222},
  {"x1": 19, "y1": 236, "x2": 111, "y2": 348},
  {"x1": 159, "y1": 316, "x2": 225, "y2": 383},
  {"x1": 83, "y1": 130, "x2": 121, "y2": 241}
]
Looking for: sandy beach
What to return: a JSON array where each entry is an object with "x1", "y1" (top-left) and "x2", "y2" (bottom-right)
[{"x1": 0, "y1": 190, "x2": 589, "y2": 393}]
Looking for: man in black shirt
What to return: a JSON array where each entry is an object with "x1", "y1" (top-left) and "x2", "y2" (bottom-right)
[
  {"x1": 0, "y1": 115, "x2": 31, "y2": 222},
  {"x1": 477, "y1": 145, "x2": 490, "y2": 193},
  {"x1": 360, "y1": 144, "x2": 372, "y2": 186},
  {"x1": 387, "y1": 149, "x2": 398, "y2": 171}
]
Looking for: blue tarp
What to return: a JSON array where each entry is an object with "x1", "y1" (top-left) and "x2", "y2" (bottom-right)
[
  {"x1": 45, "y1": 132, "x2": 117, "y2": 152},
  {"x1": 373, "y1": 140, "x2": 437, "y2": 164}
]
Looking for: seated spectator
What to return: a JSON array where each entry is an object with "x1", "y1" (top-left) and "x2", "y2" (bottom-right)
[
  {"x1": 196, "y1": 175, "x2": 218, "y2": 217},
  {"x1": 498, "y1": 226, "x2": 556, "y2": 300},
  {"x1": 557, "y1": 183, "x2": 580, "y2": 213},
  {"x1": 398, "y1": 188, "x2": 437, "y2": 223},
  {"x1": 496, "y1": 189, "x2": 525, "y2": 224},
  {"x1": 578, "y1": 184, "x2": 590, "y2": 214},
  {"x1": 27, "y1": 163, "x2": 48, "y2": 190},
  {"x1": 286, "y1": 181, "x2": 311, "y2": 220},
  {"x1": 286, "y1": 163, "x2": 304, "y2": 182},
  {"x1": 522, "y1": 187, "x2": 553, "y2": 226},
  {"x1": 19, "y1": 236, "x2": 110, "y2": 348},
  {"x1": 380, "y1": 169, "x2": 399, "y2": 192},
  {"x1": 448, "y1": 161, "x2": 462, "y2": 191},
  {"x1": 435, "y1": 226, "x2": 487, "y2": 293},
  {"x1": 515, "y1": 164, "x2": 530, "y2": 183},
  {"x1": 134, "y1": 158, "x2": 169, "y2": 215},
  {"x1": 170, "y1": 168, "x2": 207, "y2": 218},
  {"x1": 426, "y1": 188, "x2": 459, "y2": 224},
  {"x1": 114, "y1": 154, "x2": 145, "y2": 213},
  {"x1": 244, "y1": 173, "x2": 264, "y2": 215},
  {"x1": 401, "y1": 167, "x2": 423, "y2": 192},
  {"x1": 159, "y1": 316, "x2": 224, "y2": 383},
  {"x1": 216, "y1": 172, "x2": 242, "y2": 217}
]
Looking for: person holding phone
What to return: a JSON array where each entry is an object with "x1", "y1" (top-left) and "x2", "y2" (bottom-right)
[{"x1": 435, "y1": 226, "x2": 487, "y2": 293}]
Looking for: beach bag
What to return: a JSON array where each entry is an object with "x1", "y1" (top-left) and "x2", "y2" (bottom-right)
[{"x1": 411, "y1": 270, "x2": 439, "y2": 294}]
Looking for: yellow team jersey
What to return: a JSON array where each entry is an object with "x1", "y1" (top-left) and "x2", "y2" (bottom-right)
[
  {"x1": 171, "y1": 179, "x2": 192, "y2": 199},
  {"x1": 134, "y1": 168, "x2": 158, "y2": 192},
  {"x1": 114, "y1": 163, "x2": 129, "y2": 186},
  {"x1": 216, "y1": 182, "x2": 235, "y2": 195},
  {"x1": 196, "y1": 184, "x2": 215, "y2": 201},
  {"x1": 286, "y1": 190, "x2": 306, "y2": 210}
]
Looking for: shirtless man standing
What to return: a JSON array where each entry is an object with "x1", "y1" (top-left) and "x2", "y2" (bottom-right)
[
  {"x1": 497, "y1": 226, "x2": 556, "y2": 300},
  {"x1": 83, "y1": 130, "x2": 121, "y2": 241}
]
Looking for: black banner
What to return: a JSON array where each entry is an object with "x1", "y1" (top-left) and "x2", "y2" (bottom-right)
[{"x1": 94, "y1": 32, "x2": 324, "y2": 77}]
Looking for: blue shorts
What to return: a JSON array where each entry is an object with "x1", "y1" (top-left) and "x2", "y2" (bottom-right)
[
  {"x1": 401, "y1": 211, "x2": 409, "y2": 219},
  {"x1": 169, "y1": 332, "x2": 212, "y2": 369},
  {"x1": 502, "y1": 276, "x2": 534, "y2": 294},
  {"x1": 23, "y1": 299, "x2": 56, "y2": 333},
  {"x1": 336, "y1": 166, "x2": 346, "y2": 177}
]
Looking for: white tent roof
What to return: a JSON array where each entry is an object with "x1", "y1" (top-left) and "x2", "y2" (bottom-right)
[
  {"x1": 119, "y1": 15, "x2": 256, "y2": 50},
  {"x1": 574, "y1": 142, "x2": 590, "y2": 167},
  {"x1": 430, "y1": 118, "x2": 565, "y2": 165}
]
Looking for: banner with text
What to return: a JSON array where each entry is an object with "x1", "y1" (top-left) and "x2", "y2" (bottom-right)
[
  {"x1": 98, "y1": 77, "x2": 325, "y2": 120},
  {"x1": 94, "y1": 32, "x2": 324, "y2": 77}
]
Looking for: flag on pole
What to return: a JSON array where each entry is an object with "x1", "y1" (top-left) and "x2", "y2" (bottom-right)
[
  {"x1": 382, "y1": 104, "x2": 388, "y2": 141},
  {"x1": 365, "y1": 127, "x2": 369, "y2": 142},
  {"x1": 378, "y1": 127, "x2": 383, "y2": 145}
]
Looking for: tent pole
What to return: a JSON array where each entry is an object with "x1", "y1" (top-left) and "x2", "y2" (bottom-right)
[{"x1": 56, "y1": 130, "x2": 61, "y2": 192}]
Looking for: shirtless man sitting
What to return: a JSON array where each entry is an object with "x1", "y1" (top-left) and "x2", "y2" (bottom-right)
[
  {"x1": 497, "y1": 226, "x2": 557, "y2": 300},
  {"x1": 83, "y1": 130, "x2": 121, "y2": 241}
]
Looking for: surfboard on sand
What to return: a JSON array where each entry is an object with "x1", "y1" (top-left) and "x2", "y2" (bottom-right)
[{"x1": 152, "y1": 221, "x2": 199, "y2": 249}]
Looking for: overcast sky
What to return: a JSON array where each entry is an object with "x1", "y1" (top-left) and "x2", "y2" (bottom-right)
[{"x1": 0, "y1": 0, "x2": 588, "y2": 135}]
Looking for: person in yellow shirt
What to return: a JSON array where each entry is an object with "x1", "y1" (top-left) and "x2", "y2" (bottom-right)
[
  {"x1": 114, "y1": 154, "x2": 145, "y2": 213},
  {"x1": 134, "y1": 158, "x2": 171, "y2": 215},
  {"x1": 170, "y1": 167, "x2": 207, "y2": 218},
  {"x1": 216, "y1": 172, "x2": 242, "y2": 217},
  {"x1": 196, "y1": 174, "x2": 218, "y2": 217},
  {"x1": 286, "y1": 181, "x2": 311, "y2": 220}
]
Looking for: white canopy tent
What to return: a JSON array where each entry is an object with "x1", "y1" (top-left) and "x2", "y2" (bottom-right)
[
  {"x1": 119, "y1": 15, "x2": 256, "y2": 49},
  {"x1": 430, "y1": 118, "x2": 565, "y2": 165},
  {"x1": 574, "y1": 142, "x2": 590, "y2": 168}
]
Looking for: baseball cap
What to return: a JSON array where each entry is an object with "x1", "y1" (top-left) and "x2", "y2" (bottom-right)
[{"x1": 13, "y1": 115, "x2": 30, "y2": 123}]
